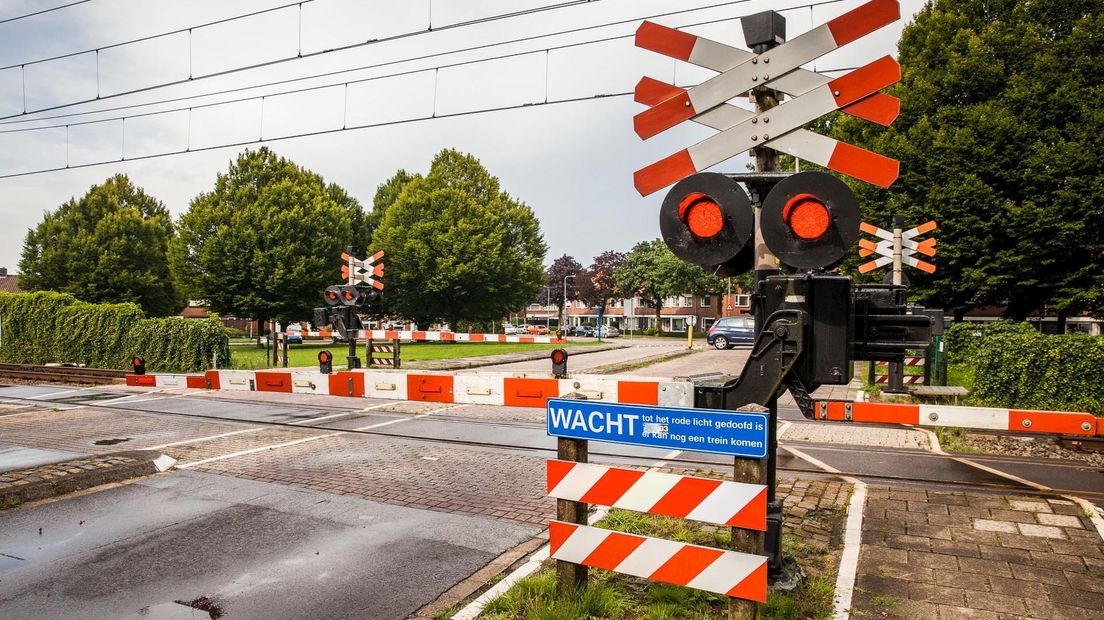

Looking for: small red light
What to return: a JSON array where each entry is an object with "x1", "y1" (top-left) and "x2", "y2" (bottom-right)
[
  {"x1": 342, "y1": 291, "x2": 354, "y2": 301},
  {"x1": 783, "y1": 194, "x2": 831, "y2": 240},
  {"x1": 326, "y1": 291, "x2": 338, "y2": 300},
  {"x1": 318, "y1": 351, "x2": 331, "y2": 363},
  {"x1": 551, "y1": 349, "x2": 567, "y2": 365},
  {"x1": 678, "y1": 192, "x2": 725, "y2": 239}
]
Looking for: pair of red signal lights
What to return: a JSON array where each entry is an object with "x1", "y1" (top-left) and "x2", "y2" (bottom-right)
[
  {"x1": 660, "y1": 171, "x2": 860, "y2": 273},
  {"x1": 323, "y1": 284, "x2": 380, "y2": 307}
]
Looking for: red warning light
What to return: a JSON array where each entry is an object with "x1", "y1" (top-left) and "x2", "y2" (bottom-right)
[
  {"x1": 326, "y1": 291, "x2": 339, "y2": 301},
  {"x1": 551, "y1": 349, "x2": 567, "y2": 365},
  {"x1": 342, "y1": 291, "x2": 355, "y2": 301},
  {"x1": 678, "y1": 192, "x2": 725, "y2": 239},
  {"x1": 783, "y1": 194, "x2": 831, "y2": 240},
  {"x1": 318, "y1": 351, "x2": 332, "y2": 363}
]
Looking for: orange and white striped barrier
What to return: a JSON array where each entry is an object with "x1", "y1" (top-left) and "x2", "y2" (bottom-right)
[
  {"x1": 874, "y1": 374, "x2": 923, "y2": 385},
  {"x1": 549, "y1": 521, "x2": 767, "y2": 602},
  {"x1": 288, "y1": 329, "x2": 566, "y2": 344},
  {"x1": 126, "y1": 369, "x2": 695, "y2": 410},
  {"x1": 547, "y1": 460, "x2": 766, "y2": 530},
  {"x1": 815, "y1": 400, "x2": 1102, "y2": 436}
]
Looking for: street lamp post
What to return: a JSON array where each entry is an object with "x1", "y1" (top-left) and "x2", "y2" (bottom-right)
[{"x1": 562, "y1": 274, "x2": 576, "y2": 333}]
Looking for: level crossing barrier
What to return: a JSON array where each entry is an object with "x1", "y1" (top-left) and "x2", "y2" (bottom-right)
[
  {"x1": 123, "y1": 370, "x2": 1103, "y2": 438},
  {"x1": 288, "y1": 328, "x2": 566, "y2": 344}
]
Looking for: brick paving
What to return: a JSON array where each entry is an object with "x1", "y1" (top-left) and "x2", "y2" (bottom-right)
[
  {"x1": 853, "y1": 487, "x2": 1104, "y2": 619},
  {"x1": 193, "y1": 434, "x2": 555, "y2": 525}
]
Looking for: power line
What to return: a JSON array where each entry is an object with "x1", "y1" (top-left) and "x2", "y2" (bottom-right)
[
  {"x1": 0, "y1": 0, "x2": 91, "y2": 25},
  {"x1": 0, "y1": 0, "x2": 600, "y2": 121},
  {"x1": 0, "y1": 89, "x2": 637, "y2": 180},
  {"x1": 1, "y1": 0, "x2": 849, "y2": 129}
]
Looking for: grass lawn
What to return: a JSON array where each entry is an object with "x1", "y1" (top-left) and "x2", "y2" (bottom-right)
[
  {"x1": 476, "y1": 509, "x2": 836, "y2": 620},
  {"x1": 229, "y1": 340, "x2": 600, "y2": 370}
]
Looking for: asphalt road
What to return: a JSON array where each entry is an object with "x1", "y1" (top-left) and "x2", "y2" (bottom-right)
[{"x1": 0, "y1": 470, "x2": 536, "y2": 620}]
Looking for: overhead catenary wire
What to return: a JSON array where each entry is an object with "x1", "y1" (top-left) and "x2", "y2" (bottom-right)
[
  {"x1": 0, "y1": 0, "x2": 854, "y2": 133},
  {"x1": 0, "y1": 0, "x2": 91, "y2": 25},
  {"x1": 0, "y1": 0, "x2": 601, "y2": 122}
]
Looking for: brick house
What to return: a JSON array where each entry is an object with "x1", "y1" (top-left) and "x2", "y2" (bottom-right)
[
  {"x1": 0, "y1": 267, "x2": 22, "y2": 294},
  {"x1": 525, "y1": 289, "x2": 753, "y2": 333}
]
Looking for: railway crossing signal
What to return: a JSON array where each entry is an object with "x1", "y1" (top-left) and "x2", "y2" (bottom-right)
[
  {"x1": 318, "y1": 350, "x2": 333, "y2": 374},
  {"x1": 659, "y1": 172, "x2": 754, "y2": 275},
  {"x1": 760, "y1": 171, "x2": 861, "y2": 271},
  {"x1": 859, "y1": 218, "x2": 937, "y2": 275},
  {"x1": 131, "y1": 355, "x2": 145, "y2": 375},
  {"x1": 550, "y1": 348, "x2": 568, "y2": 378},
  {"x1": 342, "y1": 250, "x2": 385, "y2": 290},
  {"x1": 632, "y1": 0, "x2": 902, "y2": 196}
]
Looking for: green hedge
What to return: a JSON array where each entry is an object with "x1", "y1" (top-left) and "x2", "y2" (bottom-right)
[
  {"x1": 945, "y1": 321, "x2": 1104, "y2": 415},
  {"x1": 0, "y1": 291, "x2": 229, "y2": 372}
]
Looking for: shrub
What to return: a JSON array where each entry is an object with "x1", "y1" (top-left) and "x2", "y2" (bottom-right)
[
  {"x1": 0, "y1": 291, "x2": 229, "y2": 372},
  {"x1": 946, "y1": 320, "x2": 1103, "y2": 415},
  {"x1": 224, "y1": 327, "x2": 245, "y2": 339}
]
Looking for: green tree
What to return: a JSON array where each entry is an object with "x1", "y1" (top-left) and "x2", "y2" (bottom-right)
[
  {"x1": 616, "y1": 239, "x2": 712, "y2": 332},
  {"x1": 371, "y1": 149, "x2": 547, "y2": 328},
  {"x1": 18, "y1": 174, "x2": 183, "y2": 316},
  {"x1": 830, "y1": 0, "x2": 1104, "y2": 325},
  {"x1": 171, "y1": 147, "x2": 368, "y2": 330},
  {"x1": 365, "y1": 169, "x2": 415, "y2": 245}
]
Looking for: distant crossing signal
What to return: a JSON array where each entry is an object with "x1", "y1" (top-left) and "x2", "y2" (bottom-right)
[
  {"x1": 858, "y1": 219, "x2": 937, "y2": 274},
  {"x1": 342, "y1": 250, "x2": 385, "y2": 290}
]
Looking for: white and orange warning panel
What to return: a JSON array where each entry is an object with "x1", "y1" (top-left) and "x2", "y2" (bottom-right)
[
  {"x1": 858, "y1": 220, "x2": 937, "y2": 274},
  {"x1": 632, "y1": 0, "x2": 902, "y2": 195},
  {"x1": 547, "y1": 460, "x2": 767, "y2": 530},
  {"x1": 548, "y1": 521, "x2": 767, "y2": 602}
]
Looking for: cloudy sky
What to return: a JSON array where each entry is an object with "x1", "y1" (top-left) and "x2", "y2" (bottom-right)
[{"x1": 0, "y1": 0, "x2": 927, "y2": 273}]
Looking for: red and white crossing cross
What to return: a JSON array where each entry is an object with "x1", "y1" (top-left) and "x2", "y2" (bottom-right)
[
  {"x1": 547, "y1": 459, "x2": 767, "y2": 530},
  {"x1": 341, "y1": 250, "x2": 385, "y2": 290},
  {"x1": 858, "y1": 220, "x2": 937, "y2": 274},
  {"x1": 631, "y1": 0, "x2": 902, "y2": 196}
]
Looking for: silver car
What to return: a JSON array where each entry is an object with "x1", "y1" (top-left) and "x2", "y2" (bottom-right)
[{"x1": 597, "y1": 325, "x2": 619, "y2": 338}]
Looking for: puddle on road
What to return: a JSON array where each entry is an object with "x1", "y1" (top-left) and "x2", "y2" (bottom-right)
[
  {"x1": 47, "y1": 392, "x2": 132, "y2": 404},
  {"x1": 93, "y1": 438, "x2": 132, "y2": 446},
  {"x1": 136, "y1": 601, "x2": 215, "y2": 619}
]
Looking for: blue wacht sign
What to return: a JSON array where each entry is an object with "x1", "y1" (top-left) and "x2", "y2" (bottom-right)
[{"x1": 546, "y1": 398, "x2": 769, "y2": 459}]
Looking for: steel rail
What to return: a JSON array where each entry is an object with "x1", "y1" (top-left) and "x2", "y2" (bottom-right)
[{"x1": 0, "y1": 391, "x2": 1101, "y2": 502}]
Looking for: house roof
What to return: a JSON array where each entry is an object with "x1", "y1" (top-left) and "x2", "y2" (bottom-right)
[{"x1": 0, "y1": 274, "x2": 22, "y2": 294}]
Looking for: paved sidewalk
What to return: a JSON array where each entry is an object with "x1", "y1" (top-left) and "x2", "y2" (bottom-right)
[
  {"x1": 1, "y1": 451, "x2": 172, "y2": 506},
  {"x1": 781, "y1": 421, "x2": 931, "y2": 450},
  {"x1": 853, "y1": 488, "x2": 1104, "y2": 619}
]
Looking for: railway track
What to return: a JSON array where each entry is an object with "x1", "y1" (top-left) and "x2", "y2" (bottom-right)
[
  {"x1": 0, "y1": 363, "x2": 127, "y2": 385},
  {"x1": 1, "y1": 389, "x2": 1101, "y2": 502}
]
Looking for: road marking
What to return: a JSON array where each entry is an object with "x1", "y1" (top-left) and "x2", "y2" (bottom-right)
[
  {"x1": 782, "y1": 445, "x2": 865, "y2": 620},
  {"x1": 176, "y1": 432, "x2": 344, "y2": 469},
  {"x1": 141, "y1": 428, "x2": 262, "y2": 450},
  {"x1": 917, "y1": 428, "x2": 1050, "y2": 491},
  {"x1": 454, "y1": 445, "x2": 679, "y2": 620},
  {"x1": 174, "y1": 404, "x2": 464, "y2": 468}
]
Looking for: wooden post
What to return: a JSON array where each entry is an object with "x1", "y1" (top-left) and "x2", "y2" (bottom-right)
[
  {"x1": 393, "y1": 337, "x2": 401, "y2": 369},
  {"x1": 730, "y1": 404, "x2": 769, "y2": 619},
  {"x1": 366, "y1": 337, "x2": 374, "y2": 368},
  {"x1": 556, "y1": 436, "x2": 589, "y2": 591}
]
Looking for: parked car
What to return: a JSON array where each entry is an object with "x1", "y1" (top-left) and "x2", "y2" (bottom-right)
[
  {"x1": 503, "y1": 324, "x2": 522, "y2": 335},
  {"x1": 527, "y1": 324, "x2": 550, "y2": 335},
  {"x1": 707, "y1": 316, "x2": 755, "y2": 349},
  {"x1": 284, "y1": 329, "x2": 303, "y2": 344},
  {"x1": 572, "y1": 325, "x2": 596, "y2": 337},
  {"x1": 598, "y1": 325, "x2": 619, "y2": 338}
]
